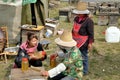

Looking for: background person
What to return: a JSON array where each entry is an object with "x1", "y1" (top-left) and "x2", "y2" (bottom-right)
[
  {"x1": 72, "y1": 2, "x2": 94, "y2": 75},
  {"x1": 41, "y1": 30, "x2": 83, "y2": 80}
]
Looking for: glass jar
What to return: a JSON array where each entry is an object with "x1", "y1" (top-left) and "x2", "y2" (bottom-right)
[
  {"x1": 21, "y1": 57, "x2": 29, "y2": 72},
  {"x1": 50, "y1": 54, "x2": 56, "y2": 68}
]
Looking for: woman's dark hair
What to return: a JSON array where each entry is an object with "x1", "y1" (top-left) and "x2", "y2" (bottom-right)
[{"x1": 27, "y1": 32, "x2": 38, "y2": 41}]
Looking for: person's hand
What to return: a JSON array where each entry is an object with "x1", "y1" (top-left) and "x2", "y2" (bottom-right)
[
  {"x1": 88, "y1": 43, "x2": 92, "y2": 52},
  {"x1": 41, "y1": 70, "x2": 49, "y2": 77},
  {"x1": 33, "y1": 51, "x2": 46, "y2": 60},
  {"x1": 74, "y1": 78, "x2": 78, "y2": 80},
  {"x1": 37, "y1": 51, "x2": 46, "y2": 59}
]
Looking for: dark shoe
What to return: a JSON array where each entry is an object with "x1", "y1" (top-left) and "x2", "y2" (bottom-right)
[
  {"x1": 83, "y1": 73, "x2": 88, "y2": 76},
  {"x1": 83, "y1": 71, "x2": 90, "y2": 76}
]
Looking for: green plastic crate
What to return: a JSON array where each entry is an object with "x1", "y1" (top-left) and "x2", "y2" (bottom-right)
[
  {"x1": 22, "y1": 0, "x2": 37, "y2": 5},
  {"x1": 2, "y1": 0, "x2": 16, "y2": 3},
  {"x1": 2, "y1": 0, "x2": 36, "y2": 5},
  {"x1": 2, "y1": 0, "x2": 8, "y2": 2}
]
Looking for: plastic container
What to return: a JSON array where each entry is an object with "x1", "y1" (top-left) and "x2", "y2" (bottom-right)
[
  {"x1": 22, "y1": 0, "x2": 37, "y2": 5},
  {"x1": 45, "y1": 29, "x2": 53, "y2": 37},
  {"x1": 21, "y1": 58, "x2": 29, "y2": 72},
  {"x1": 105, "y1": 26, "x2": 120, "y2": 43}
]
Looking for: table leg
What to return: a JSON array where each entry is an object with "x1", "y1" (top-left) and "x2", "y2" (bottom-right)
[{"x1": 4, "y1": 52, "x2": 7, "y2": 63}]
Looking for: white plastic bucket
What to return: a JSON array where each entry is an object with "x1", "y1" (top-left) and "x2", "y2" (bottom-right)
[
  {"x1": 45, "y1": 29, "x2": 53, "y2": 37},
  {"x1": 105, "y1": 26, "x2": 120, "y2": 43}
]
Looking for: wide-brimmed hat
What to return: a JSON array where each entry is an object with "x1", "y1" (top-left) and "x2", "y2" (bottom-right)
[
  {"x1": 72, "y1": 2, "x2": 90, "y2": 14},
  {"x1": 55, "y1": 30, "x2": 76, "y2": 47}
]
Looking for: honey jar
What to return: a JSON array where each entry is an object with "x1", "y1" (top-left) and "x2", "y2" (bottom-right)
[
  {"x1": 21, "y1": 57, "x2": 29, "y2": 72},
  {"x1": 50, "y1": 54, "x2": 56, "y2": 68}
]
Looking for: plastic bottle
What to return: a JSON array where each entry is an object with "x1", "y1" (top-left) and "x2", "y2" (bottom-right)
[{"x1": 21, "y1": 57, "x2": 29, "y2": 72}]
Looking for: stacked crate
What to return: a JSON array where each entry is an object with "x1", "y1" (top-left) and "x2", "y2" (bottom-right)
[{"x1": 97, "y1": 2, "x2": 120, "y2": 26}]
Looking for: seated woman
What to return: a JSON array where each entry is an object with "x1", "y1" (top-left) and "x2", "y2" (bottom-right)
[
  {"x1": 15, "y1": 32, "x2": 47, "y2": 68},
  {"x1": 41, "y1": 30, "x2": 83, "y2": 80}
]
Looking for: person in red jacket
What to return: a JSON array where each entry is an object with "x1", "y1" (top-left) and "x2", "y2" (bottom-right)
[{"x1": 72, "y1": 2, "x2": 94, "y2": 75}]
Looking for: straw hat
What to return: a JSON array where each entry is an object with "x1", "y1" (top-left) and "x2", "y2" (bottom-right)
[
  {"x1": 72, "y1": 2, "x2": 90, "y2": 14},
  {"x1": 55, "y1": 30, "x2": 76, "y2": 47}
]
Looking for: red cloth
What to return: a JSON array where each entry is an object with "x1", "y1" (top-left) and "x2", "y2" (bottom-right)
[{"x1": 72, "y1": 17, "x2": 88, "y2": 48}]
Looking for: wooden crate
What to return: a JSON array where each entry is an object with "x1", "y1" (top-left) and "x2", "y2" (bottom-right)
[
  {"x1": 20, "y1": 26, "x2": 44, "y2": 44},
  {"x1": 98, "y1": 15, "x2": 108, "y2": 26},
  {"x1": 108, "y1": 16, "x2": 119, "y2": 26},
  {"x1": 10, "y1": 67, "x2": 46, "y2": 80},
  {"x1": 45, "y1": 23, "x2": 59, "y2": 36}
]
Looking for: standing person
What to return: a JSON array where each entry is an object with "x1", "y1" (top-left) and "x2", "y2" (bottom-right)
[
  {"x1": 41, "y1": 30, "x2": 83, "y2": 80},
  {"x1": 72, "y1": 2, "x2": 94, "y2": 75},
  {"x1": 15, "y1": 32, "x2": 47, "y2": 68}
]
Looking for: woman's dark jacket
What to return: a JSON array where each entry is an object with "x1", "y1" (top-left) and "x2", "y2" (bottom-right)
[
  {"x1": 14, "y1": 43, "x2": 47, "y2": 68},
  {"x1": 72, "y1": 16, "x2": 94, "y2": 50}
]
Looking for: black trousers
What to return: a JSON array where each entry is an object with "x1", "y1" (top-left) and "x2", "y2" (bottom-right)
[
  {"x1": 48, "y1": 73, "x2": 66, "y2": 80},
  {"x1": 29, "y1": 59, "x2": 42, "y2": 67}
]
